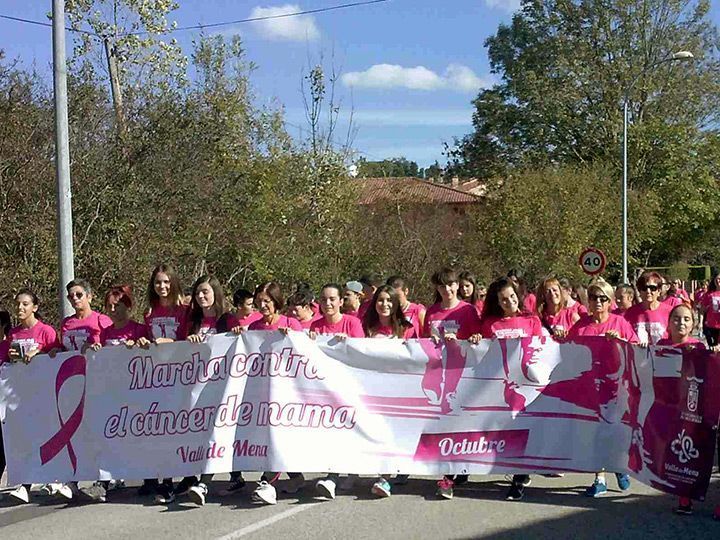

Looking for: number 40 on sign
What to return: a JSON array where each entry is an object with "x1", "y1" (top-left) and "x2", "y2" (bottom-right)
[{"x1": 579, "y1": 247, "x2": 606, "y2": 276}]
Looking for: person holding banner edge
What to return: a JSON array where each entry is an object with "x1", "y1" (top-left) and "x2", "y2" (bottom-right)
[{"x1": 2, "y1": 292, "x2": 58, "y2": 504}]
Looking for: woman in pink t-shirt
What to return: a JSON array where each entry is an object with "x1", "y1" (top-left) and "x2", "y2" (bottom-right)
[
  {"x1": 700, "y1": 272, "x2": 720, "y2": 348},
  {"x1": 363, "y1": 285, "x2": 415, "y2": 499},
  {"x1": 475, "y1": 276, "x2": 544, "y2": 501},
  {"x1": 3, "y1": 290, "x2": 59, "y2": 504},
  {"x1": 479, "y1": 277, "x2": 544, "y2": 341},
  {"x1": 241, "y1": 282, "x2": 302, "y2": 333},
  {"x1": 624, "y1": 271, "x2": 673, "y2": 346},
  {"x1": 458, "y1": 270, "x2": 485, "y2": 316},
  {"x1": 386, "y1": 275, "x2": 426, "y2": 337},
  {"x1": 231, "y1": 282, "x2": 301, "y2": 506},
  {"x1": 536, "y1": 276, "x2": 580, "y2": 340},
  {"x1": 667, "y1": 304, "x2": 719, "y2": 518},
  {"x1": 363, "y1": 285, "x2": 415, "y2": 340},
  {"x1": 88, "y1": 286, "x2": 147, "y2": 350},
  {"x1": 139, "y1": 264, "x2": 188, "y2": 346},
  {"x1": 167, "y1": 275, "x2": 235, "y2": 507},
  {"x1": 566, "y1": 279, "x2": 638, "y2": 499}
]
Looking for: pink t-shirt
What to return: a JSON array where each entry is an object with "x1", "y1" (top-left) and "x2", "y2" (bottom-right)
[
  {"x1": 567, "y1": 301, "x2": 589, "y2": 317},
  {"x1": 624, "y1": 302, "x2": 673, "y2": 344},
  {"x1": 295, "y1": 313, "x2": 323, "y2": 331},
  {"x1": 480, "y1": 314, "x2": 545, "y2": 339},
  {"x1": 310, "y1": 315, "x2": 365, "y2": 337},
  {"x1": 474, "y1": 299, "x2": 485, "y2": 316},
  {"x1": 61, "y1": 311, "x2": 113, "y2": 351},
  {"x1": 701, "y1": 291, "x2": 720, "y2": 329},
  {"x1": 567, "y1": 313, "x2": 639, "y2": 343},
  {"x1": 423, "y1": 301, "x2": 481, "y2": 340},
  {"x1": 144, "y1": 304, "x2": 188, "y2": 341},
  {"x1": 249, "y1": 315, "x2": 302, "y2": 332},
  {"x1": 662, "y1": 296, "x2": 683, "y2": 308},
  {"x1": 541, "y1": 307, "x2": 580, "y2": 333},
  {"x1": 100, "y1": 320, "x2": 148, "y2": 346},
  {"x1": 188, "y1": 314, "x2": 233, "y2": 341},
  {"x1": 235, "y1": 311, "x2": 262, "y2": 328},
  {"x1": 523, "y1": 293, "x2": 537, "y2": 314},
  {"x1": 1, "y1": 321, "x2": 58, "y2": 363},
  {"x1": 402, "y1": 302, "x2": 425, "y2": 337},
  {"x1": 368, "y1": 323, "x2": 416, "y2": 339},
  {"x1": 656, "y1": 337, "x2": 705, "y2": 349}
]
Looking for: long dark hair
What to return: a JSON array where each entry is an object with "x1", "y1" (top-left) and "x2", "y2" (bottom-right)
[
  {"x1": 0, "y1": 310, "x2": 11, "y2": 336},
  {"x1": 147, "y1": 263, "x2": 184, "y2": 310},
  {"x1": 188, "y1": 275, "x2": 230, "y2": 335},
  {"x1": 458, "y1": 271, "x2": 479, "y2": 305},
  {"x1": 363, "y1": 285, "x2": 412, "y2": 338},
  {"x1": 709, "y1": 272, "x2": 720, "y2": 293},
  {"x1": 482, "y1": 277, "x2": 524, "y2": 319}
]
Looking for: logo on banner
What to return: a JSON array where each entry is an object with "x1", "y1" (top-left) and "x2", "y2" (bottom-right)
[
  {"x1": 687, "y1": 376, "x2": 701, "y2": 413},
  {"x1": 671, "y1": 429, "x2": 699, "y2": 464},
  {"x1": 39, "y1": 355, "x2": 87, "y2": 474},
  {"x1": 681, "y1": 376, "x2": 703, "y2": 424}
]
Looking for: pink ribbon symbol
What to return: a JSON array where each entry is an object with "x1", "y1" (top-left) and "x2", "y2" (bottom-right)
[{"x1": 39, "y1": 354, "x2": 86, "y2": 473}]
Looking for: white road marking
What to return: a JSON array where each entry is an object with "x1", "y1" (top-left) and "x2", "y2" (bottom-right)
[{"x1": 215, "y1": 504, "x2": 312, "y2": 539}]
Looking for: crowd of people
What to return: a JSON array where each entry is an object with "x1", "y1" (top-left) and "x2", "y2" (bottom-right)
[{"x1": 0, "y1": 263, "x2": 718, "y2": 520}]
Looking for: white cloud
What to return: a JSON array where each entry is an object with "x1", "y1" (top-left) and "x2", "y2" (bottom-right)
[
  {"x1": 341, "y1": 63, "x2": 488, "y2": 93},
  {"x1": 483, "y1": 0, "x2": 522, "y2": 12},
  {"x1": 249, "y1": 4, "x2": 320, "y2": 41}
]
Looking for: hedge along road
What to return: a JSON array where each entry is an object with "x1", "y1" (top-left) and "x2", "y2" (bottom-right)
[{"x1": 1, "y1": 472, "x2": 719, "y2": 539}]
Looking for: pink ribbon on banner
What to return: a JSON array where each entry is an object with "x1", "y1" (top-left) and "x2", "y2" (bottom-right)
[{"x1": 39, "y1": 354, "x2": 87, "y2": 473}]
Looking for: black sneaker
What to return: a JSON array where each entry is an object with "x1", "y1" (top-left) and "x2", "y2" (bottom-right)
[
  {"x1": 221, "y1": 475, "x2": 246, "y2": 496},
  {"x1": 454, "y1": 475, "x2": 469, "y2": 486},
  {"x1": 154, "y1": 482, "x2": 176, "y2": 504},
  {"x1": 138, "y1": 479, "x2": 159, "y2": 496},
  {"x1": 505, "y1": 483, "x2": 525, "y2": 501}
]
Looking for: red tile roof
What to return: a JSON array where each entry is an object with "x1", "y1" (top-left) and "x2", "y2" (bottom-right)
[{"x1": 356, "y1": 177, "x2": 481, "y2": 205}]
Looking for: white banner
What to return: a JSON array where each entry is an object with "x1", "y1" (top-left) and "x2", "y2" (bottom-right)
[{"x1": 1, "y1": 332, "x2": 719, "y2": 499}]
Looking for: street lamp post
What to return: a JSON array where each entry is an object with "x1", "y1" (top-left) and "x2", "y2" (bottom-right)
[{"x1": 621, "y1": 50, "x2": 694, "y2": 284}]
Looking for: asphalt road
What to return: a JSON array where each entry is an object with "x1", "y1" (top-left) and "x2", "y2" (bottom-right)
[{"x1": 1, "y1": 472, "x2": 719, "y2": 539}]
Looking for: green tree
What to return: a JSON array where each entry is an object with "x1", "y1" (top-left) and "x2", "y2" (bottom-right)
[{"x1": 356, "y1": 157, "x2": 420, "y2": 178}]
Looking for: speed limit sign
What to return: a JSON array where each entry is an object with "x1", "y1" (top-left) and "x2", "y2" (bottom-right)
[{"x1": 579, "y1": 247, "x2": 606, "y2": 276}]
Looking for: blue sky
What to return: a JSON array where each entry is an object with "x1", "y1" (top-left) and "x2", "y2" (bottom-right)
[{"x1": 1, "y1": 0, "x2": 718, "y2": 167}]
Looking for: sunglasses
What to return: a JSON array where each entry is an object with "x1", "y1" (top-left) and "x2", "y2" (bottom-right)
[
  {"x1": 588, "y1": 294, "x2": 610, "y2": 303},
  {"x1": 638, "y1": 285, "x2": 659, "y2": 292},
  {"x1": 68, "y1": 292, "x2": 85, "y2": 299}
]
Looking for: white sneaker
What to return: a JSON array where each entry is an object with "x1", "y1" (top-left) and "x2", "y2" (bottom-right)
[
  {"x1": 187, "y1": 483, "x2": 208, "y2": 506},
  {"x1": 339, "y1": 474, "x2": 357, "y2": 491},
  {"x1": 9, "y1": 485, "x2": 30, "y2": 504},
  {"x1": 315, "y1": 479, "x2": 336, "y2": 499},
  {"x1": 56, "y1": 483, "x2": 74, "y2": 501},
  {"x1": 251, "y1": 481, "x2": 277, "y2": 505},
  {"x1": 40, "y1": 483, "x2": 61, "y2": 496},
  {"x1": 281, "y1": 474, "x2": 305, "y2": 494}
]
